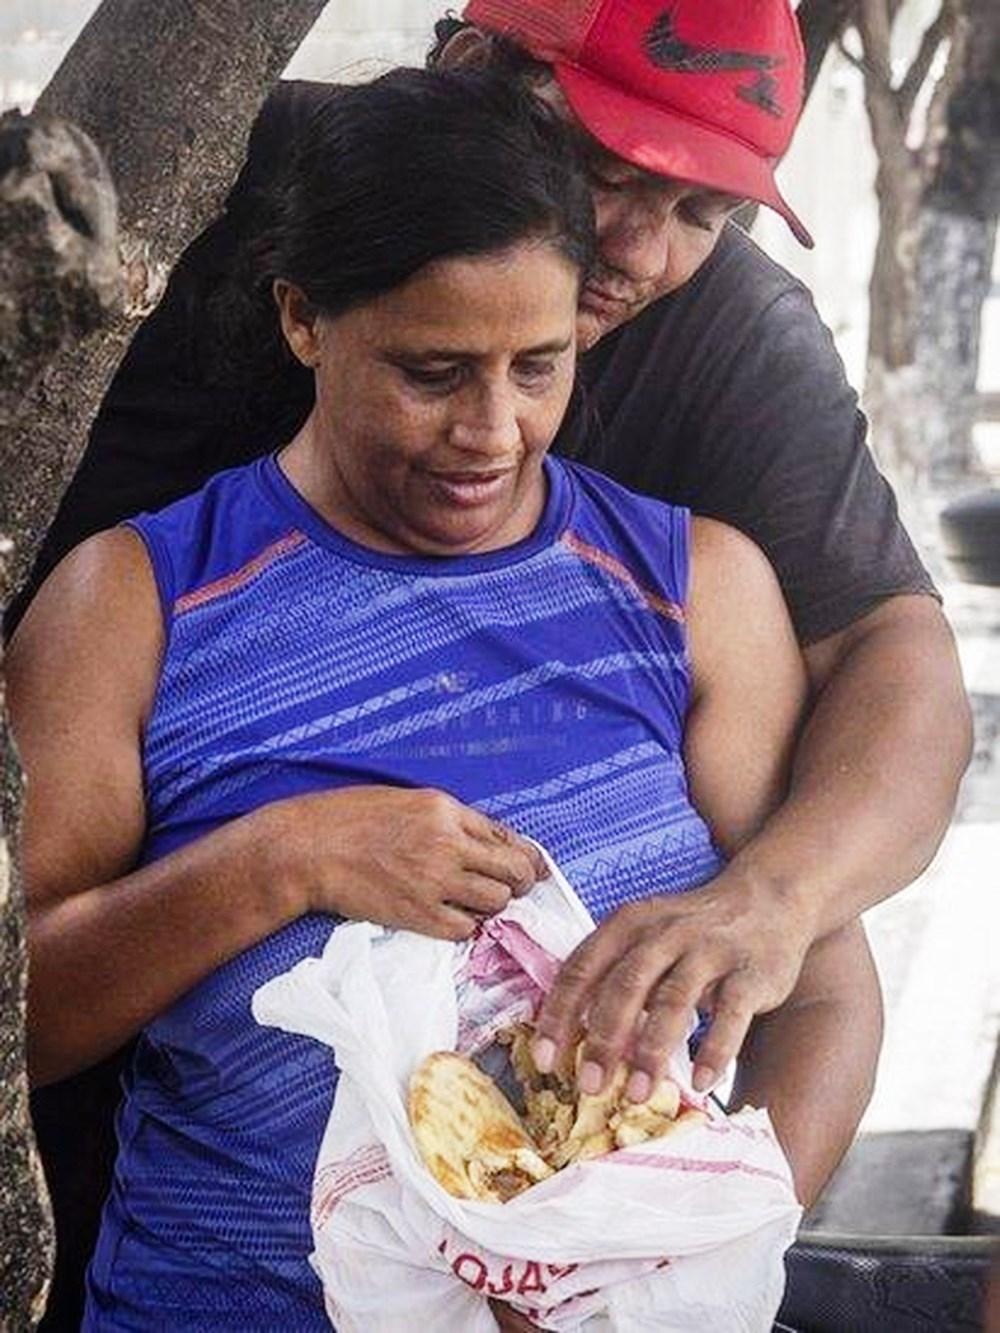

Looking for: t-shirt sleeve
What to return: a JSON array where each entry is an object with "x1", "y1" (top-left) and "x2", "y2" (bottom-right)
[{"x1": 678, "y1": 283, "x2": 936, "y2": 645}]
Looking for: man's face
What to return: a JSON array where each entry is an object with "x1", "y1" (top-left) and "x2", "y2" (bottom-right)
[
  {"x1": 576, "y1": 141, "x2": 744, "y2": 349},
  {"x1": 534, "y1": 80, "x2": 744, "y2": 349}
]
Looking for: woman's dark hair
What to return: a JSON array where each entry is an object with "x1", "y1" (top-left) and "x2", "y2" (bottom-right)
[{"x1": 214, "y1": 66, "x2": 593, "y2": 396}]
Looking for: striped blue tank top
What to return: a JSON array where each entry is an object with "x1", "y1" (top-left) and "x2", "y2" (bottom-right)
[{"x1": 85, "y1": 453, "x2": 723, "y2": 1328}]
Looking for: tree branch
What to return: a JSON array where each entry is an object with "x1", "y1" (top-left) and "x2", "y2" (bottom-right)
[
  {"x1": 898, "y1": 3, "x2": 953, "y2": 122},
  {"x1": 797, "y1": 0, "x2": 856, "y2": 100},
  {"x1": 856, "y1": 0, "x2": 895, "y2": 89}
]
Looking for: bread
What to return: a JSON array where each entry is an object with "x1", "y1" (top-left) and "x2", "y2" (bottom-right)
[
  {"x1": 408, "y1": 1028, "x2": 701, "y2": 1203},
  {"x1": 408, "y1": 1051, "x2": 553, "y2": 1203}
]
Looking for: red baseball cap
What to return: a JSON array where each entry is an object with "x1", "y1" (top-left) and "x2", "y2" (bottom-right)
[{"x1": 462, "y1": 0, "x2": 813, "y2": 247}]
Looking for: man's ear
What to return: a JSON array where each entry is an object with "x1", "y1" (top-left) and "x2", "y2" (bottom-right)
[
  {"x1": 436, "y1": 25, "x2": 493, "y2": 69},
  {"x1": 274, "y1": 279, "x2": 321, "y2": 367}
]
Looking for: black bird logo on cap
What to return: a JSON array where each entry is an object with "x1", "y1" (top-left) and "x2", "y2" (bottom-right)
[{"x1": 644, "y1": 9, "x2": 786, "y2": 117}]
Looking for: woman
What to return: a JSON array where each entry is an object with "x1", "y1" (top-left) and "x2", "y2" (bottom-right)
[{"x1": 8, "y1": 69, "x2": 871, "y2": 1329}]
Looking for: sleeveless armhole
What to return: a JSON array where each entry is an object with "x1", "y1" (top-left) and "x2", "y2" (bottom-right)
[
  {"x1": 122, "y1": 517, "x2": 176, "y2": 653},
  {"x1": 667, "y1": 506, "x2": 694, "y2": 684}
]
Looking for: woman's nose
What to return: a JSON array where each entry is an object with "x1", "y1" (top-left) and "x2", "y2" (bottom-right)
[{"x1": 448, "y1": 386, "x2": 520, "y2": 456}]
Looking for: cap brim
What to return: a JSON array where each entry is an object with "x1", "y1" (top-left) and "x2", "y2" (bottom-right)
[{"x1": 555, "y1": 62, "x2": 814, "y2": 249}]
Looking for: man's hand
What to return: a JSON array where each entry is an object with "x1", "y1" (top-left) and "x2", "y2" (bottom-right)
[
  {"x1": 532, "y1": 865, "x2": 813, "y2": 1099},
  {"x1": 489, "y1": 1299, "x2": 541, "y2": 1331}
]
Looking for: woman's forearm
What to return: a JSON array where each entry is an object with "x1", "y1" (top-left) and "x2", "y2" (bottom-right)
[
  {"x1": 26, "y1": 801, "x2": 301, "y2": 1086},
  {"x1": 727, "y1": 920, "x2": 883, "y2": 1209}
]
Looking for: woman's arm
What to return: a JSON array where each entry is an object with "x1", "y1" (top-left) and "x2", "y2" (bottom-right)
[{"x1": 8, "y1": 531, "x2": 542, "y2": 1085}]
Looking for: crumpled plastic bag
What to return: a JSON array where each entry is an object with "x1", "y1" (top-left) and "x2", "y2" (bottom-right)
[{"x1": 253, "y1": 849, "x2": 801, "y2": 1331}]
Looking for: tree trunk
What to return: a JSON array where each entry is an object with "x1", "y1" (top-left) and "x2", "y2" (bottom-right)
[
  {"x1": 913, "y1": 207, "x2": 996, "y2": 483},
  {"x1": 859, "y1": 0, "x2": 1000, "y2": 492},
  {"x1": 0, "y1": 107, "x2": 119, "y2": 1332},
  {"x1": 0, "y1": 2, "x2": 329, "y2": 1325},
  {"x1": 4, "y1": 0, "x2": 330, "y2": 606}
]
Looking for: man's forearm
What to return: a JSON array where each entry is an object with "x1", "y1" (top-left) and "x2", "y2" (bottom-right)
[
  {"x1": 728, "y1": 921, "x2": 883, "y2": 1208},
  {"x1": 734, "y1": 596, "x2": 971, "y2": 940}
]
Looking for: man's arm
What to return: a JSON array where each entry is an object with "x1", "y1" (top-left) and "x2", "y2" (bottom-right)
[
  {"x1": 729, "y1": 919, "x2": 883, "y2": 1208},
  {"x1": 533, "y1": 588, "x2": 968, "y2": 1099},
  {"x1": 535, "y1": 236, "x2": 971, "y2": 1098},
  {"x1": 791, "y1": 594, "x2": 972, "y2": 928}
]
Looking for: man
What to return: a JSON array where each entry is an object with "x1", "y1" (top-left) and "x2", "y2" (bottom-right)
[{"x1": 14, "y1": 0, "x2": 968, "y2": 1324}]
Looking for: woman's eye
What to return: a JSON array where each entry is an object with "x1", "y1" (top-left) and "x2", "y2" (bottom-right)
[
  {"x1": 403, "y1": 365, "x2": 463, "y2": 391},
  {"x1": 514, "y1": 360, "x2": 557, "y2": 386}
]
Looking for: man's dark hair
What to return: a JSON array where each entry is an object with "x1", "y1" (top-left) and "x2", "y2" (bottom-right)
[
  {"x1": 215, "y1": 66, "x2": 592, "y2": 391},
  {"x1": 427, "y1": 15, "x2": 550, "y2": 83}
]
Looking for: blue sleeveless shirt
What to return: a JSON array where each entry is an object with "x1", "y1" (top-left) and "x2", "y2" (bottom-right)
[{"x1": 85, "y1": 454, "x2": 723, "y2": 1329}]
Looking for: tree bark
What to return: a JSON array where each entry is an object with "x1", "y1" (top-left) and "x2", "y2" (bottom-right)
[
  {"x1": 0, "y1": 108, "x2": 119, "y2": 1332},
  {"x1": 0, "y1": 2, "x2": 329, "y2": 1325},
  {"x1": 3, "y1": 0, "x2": 330, "y2": 607}
]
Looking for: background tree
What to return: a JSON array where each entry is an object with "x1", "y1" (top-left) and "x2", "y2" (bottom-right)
[
  {"x1": 0, "y1": 105, "x2": 119, "y2": 1331},
  {"x1": 0, "y1": 1, "x2": 328, "y2": 1324},
  {"x1": 848, "y1": 0, "x2": 1000, "y2": 488}
]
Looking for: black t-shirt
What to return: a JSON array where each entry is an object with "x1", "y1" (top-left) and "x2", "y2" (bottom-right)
[{"x1": 10, "y1": 80, "x2": 933, "y2": 643}]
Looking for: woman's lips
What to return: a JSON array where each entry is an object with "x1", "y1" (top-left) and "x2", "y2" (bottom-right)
[{"x1": 428, "y1": 470, "x2": 512, "y2": 507}]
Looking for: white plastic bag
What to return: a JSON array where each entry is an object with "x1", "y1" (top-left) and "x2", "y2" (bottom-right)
[{"x1": 253, "y1": 851, "x2": 801, "y2": 1331}]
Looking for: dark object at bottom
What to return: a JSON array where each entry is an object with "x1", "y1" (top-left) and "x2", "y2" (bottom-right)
[
  {"x1": 778, "y1": 1233, "x2": 994, "y2": 1331},
  {"x1": 940, "y1": 489, "x2": 1000, "y2": 586}
]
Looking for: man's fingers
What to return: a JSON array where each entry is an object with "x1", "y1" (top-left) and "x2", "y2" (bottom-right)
[
  {"x1": 686, "y1": 976, "x2": 758, "y2": 1092},
  {"x1": 618, "y1": 963, "x2": 718, "y2": 1100},
  {"x1": 573, "y1": 941, "x2": 688, "y2": 1094},
  {"x1": 533, "y1": 919, "x2": 641, "y2": 1069},
  {"x1": 597, "y1": 958, "x2": 711, "y2": 1100}
]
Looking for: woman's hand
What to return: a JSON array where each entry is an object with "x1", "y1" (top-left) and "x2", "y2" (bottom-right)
[{"x1": 281, "y1": 785, "x2": 547, "y2": 939}]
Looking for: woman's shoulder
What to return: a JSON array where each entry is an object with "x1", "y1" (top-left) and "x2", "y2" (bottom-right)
[
  {"x1": 553, "y1": 458, "x2": 692, "y2": 609},
  {"x1": 128, "y1": 455, "x2": 294, "y2": 609},
  {"x1": 6, "y1": 525, "x2": 163, "y2": 730},
  {"x1": 687, "y1": 515, "x2": 799, "y2": 677},
  {"x1": 556, "y1": 457, "x2": 689, "y2": 525}
]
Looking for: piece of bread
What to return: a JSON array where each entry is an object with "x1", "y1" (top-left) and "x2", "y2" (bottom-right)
[
  {"x1": 409, "y1": 1030, "x2": 701, "y2": 1204},
  {"x1": 408, "y1": 1051, "x2": 553, "y2": 1203}
]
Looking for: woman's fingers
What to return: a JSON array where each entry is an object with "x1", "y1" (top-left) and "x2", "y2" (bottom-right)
[
  {"x1": 461, "y1": 811, "x2": 546, "y2": 895},
  {"x1": 446, "y1": 872, "x2": 516, "y2": 918}
]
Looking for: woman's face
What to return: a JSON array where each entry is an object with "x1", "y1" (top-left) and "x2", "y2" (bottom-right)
[{"x1": 279, "y1": 239, "x2": 579, "y2": 558}]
